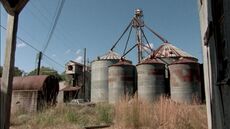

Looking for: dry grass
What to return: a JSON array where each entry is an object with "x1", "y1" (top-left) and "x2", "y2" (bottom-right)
[
  {"x1": 112, "y1": 96, "x2": 207, "y2": 129},
  {"x1": 10, "y1": 104, "x2": 112, "y2": 129},
  {"x1": 10, "y1": 97, "x2": 207, "y2": 129}
]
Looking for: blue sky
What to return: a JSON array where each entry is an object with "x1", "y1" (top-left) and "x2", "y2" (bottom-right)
[{"x1": 0, "y1": 0, "x2": 202, "y2": 73}]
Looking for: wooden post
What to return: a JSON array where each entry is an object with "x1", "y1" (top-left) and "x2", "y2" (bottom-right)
[
  {"x1": 0, "y1": 13, "x2": 18, "y2": 129},
  {"x1": 83, "y1": 48, "x2": 86, "y2": 99},
  {"x1": 36, "y1": 51, "x2": 42, "y2": 75},
  {"x1": 0, "y1": 1, "x2": 28, "y2": 128}
]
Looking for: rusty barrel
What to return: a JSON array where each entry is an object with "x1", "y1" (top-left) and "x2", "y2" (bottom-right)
[
  {"x1": 137, "y1": 58, "x2": 166, "y2": 101},
  {"x1": 168, "y1": 58, "x2": 201, "y2": 104},
  {"x1": 108, "y1": 61, "x2": 136, "y2": 104}
]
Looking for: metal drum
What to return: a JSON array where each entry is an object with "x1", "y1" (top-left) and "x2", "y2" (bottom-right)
[
  {"x1": 108, "y1": 61, "x2": 136, "y2": 104},
  {"x1": 137, "y1": 58, "x2": 166, "y2": 101},
  {"x1": 168, "y1": 58, "x2": 201, "y2": 104}
]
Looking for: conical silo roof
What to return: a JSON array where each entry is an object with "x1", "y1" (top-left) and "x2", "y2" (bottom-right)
[
  {"x1": 98, "y1": 50, "x2": 132, "y2": 63},
  {"x1": 154, "y1": 43, "x2": 196, "y2": 59},
  {"x1": 100, "y1": 50, "x2": 122, "y2": 60}
]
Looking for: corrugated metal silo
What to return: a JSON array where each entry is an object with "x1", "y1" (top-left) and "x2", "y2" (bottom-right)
[
  {"x1": 168, "y1": 58, "x2": 201, "y2": 104},
  {"x1": 91, "y1": 50, "x2": 130, "y2": 103},
  {"x1": 137, "y1": 58, "x2": 166, "y2": 101},
  {"x1": 108, "y1": 60, "x2": 136, "y2": 104}
]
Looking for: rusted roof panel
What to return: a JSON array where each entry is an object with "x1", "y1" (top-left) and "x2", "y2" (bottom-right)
[
  {"x1": 100, "y1": 50, "x2": 122, "y2": 60},
  {"x1": 93, "y1": 50, "x2": 131, "y2": 63},
  {"x1": 154, "y1": 43, "x2": 196, "y2": 59},
  {"x1": 170, "y1": 58, "x2": 198, "y2": 65},
  {"x1": 110, "y1": 59, "x2": 133, "y2": 66},
  {"x1": 137, "y1": 58, "x2": 164, "y2": 65},
  {"x1": 0, "y1": 75, "x2": 57, "y2": 91}
]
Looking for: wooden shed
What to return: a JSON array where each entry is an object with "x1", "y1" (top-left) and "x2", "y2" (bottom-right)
[{"x1": 0, "y1": 75, "x2": 59, "y2": 113}]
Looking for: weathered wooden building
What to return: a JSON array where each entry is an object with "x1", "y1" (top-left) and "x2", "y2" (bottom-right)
[
  {"x1": 64, "y1": 60, "x2": 91, "y2": 102},
  {"x1": 0, "y1": 75, "x2": 59, "y2": 113},
  {"x1": 198, "y1": 0, "x2": 230, "y2": 128}
]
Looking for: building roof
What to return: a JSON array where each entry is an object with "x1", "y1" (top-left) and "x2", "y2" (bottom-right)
[
  {"x1": 67, "y1": 60, "x2": 84, "y2": 66},
  {"x1": 154, "y1": 43, "x2": 196, "y2": 59},
  {"x1": 0, "y1": 75, "x2": 58, "y2": 91}
]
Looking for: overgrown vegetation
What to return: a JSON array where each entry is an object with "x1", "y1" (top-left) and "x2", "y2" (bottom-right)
[
  {"x1": 27, "y1": 66, "x2": 63, "y2": 81},
  {"x1": 113, "y1": 96, "x2": 207, "y2": 129},
  {"x1": 10, "y1": 97, "x2": 207, "y2": 129},
  {"x1": 0, "y1": 66, "x2": 24, "y2": 77}
]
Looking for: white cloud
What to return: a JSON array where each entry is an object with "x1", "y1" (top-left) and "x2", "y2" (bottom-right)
[
  {"x1": 17, "y1": 42, "x2": 26, "y2": 48},
  {"x1": 143, "y1": 43, "x2": 154, "y2": 52},
  {"x1": 65, "y1": 49, "x2": 71, "y2": 54},
  {"x1": 76, "y1": 49, "x2": 81, "y2": 55},
  {"x1": 75, "y1": 56, "x2": 83, "y2": 63},
  {"x1": 149, "y1": 43, "x2": 154, "y2": 49},
  {"x1": 52, "y1": 54, "x2": 56, "y2": 57}
]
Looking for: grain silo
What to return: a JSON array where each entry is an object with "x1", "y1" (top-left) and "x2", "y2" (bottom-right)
[
  {"x1": 168, "y1": 58, "x2": 201, "y2": 104},
  {"x1": 153, "y1": 42, "x2": 199, "y2": 95},
  {"x1": 137, "y1": 58, "x2": 166, "y2": 101},
  {"x1": 108, "y1": 60, "x2": 136, "y2": 104},
  {"x1": 91, "y1": 50, "x2": 130, "y2": 102}
]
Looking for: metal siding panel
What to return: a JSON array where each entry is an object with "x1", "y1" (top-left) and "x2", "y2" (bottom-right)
[
  {"x1": 108, "y1": 64, "x2": 136, "y2": 104},
  {"x1": 91, "y1": 60, "x2": 119, "y2": 102},
  {"x1": 137, "y1": 63, "x2": 165, "y2": 101}
]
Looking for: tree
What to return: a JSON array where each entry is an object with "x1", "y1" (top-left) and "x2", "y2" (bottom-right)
[
  {"x1": 0, "y1": 66, "x2": 24, "y2": 77},
  {"x1": 27, "y1": 66, "x2": 62, "y2": 81}
]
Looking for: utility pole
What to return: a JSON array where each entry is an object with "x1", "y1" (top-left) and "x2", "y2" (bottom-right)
[
  {"x1": 36, "y1": 0, "x2": 65, "y2": 76},
  {"x1": 36, "y1": 51, "x2": 42, "y2": 75},
  {"x1": 0, "y1": 1, "x2": 28, "y2": 129},
  {"x1": 133, "y1": 8, "x2": 144, "y2": 63},
  {"x1": 83, "y1": 48, "x2": 86, "y2": 100}
]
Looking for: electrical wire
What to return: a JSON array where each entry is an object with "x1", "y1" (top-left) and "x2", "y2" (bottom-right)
[
  {"x1": 0, "y1": 25, "x2": 65, "y2": 68},
  {"x1": 42, "y1": 0, "x2": 66, "y2": 53},
  {"x1": 27, "y1": 0, "x2": 79, "y2": 56}
]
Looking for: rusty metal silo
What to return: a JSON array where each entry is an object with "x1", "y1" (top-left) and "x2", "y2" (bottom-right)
[
  {"x1": 91, "y1": 50, "x2": 131, "y2": 103},
  {"x1": 168, "y1": 58, "x2": 201, "y2": 104},
  {"x1": 108, "y1": 60, "x2": 136, "y2": 104},
  {"x1": 137, "y1": 58, "x2": 166, "y2": 101}
]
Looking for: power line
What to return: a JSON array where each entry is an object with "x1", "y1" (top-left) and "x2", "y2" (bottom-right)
[
  {"x1": 42, "y1": 0, "x2": 66, "y2": 53},
  {"x1": 25, "y1": 0, "x2": 83, "y2": 56},
  {"x1": 0, "y1": 25, "x2": 65, "y2": 68}
]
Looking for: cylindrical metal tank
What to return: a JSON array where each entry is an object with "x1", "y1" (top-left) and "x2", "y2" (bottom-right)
[
  {"x1": 91, "y1": 51, "x2": 131, "y2": 103},
  {"x1": 168, "y1": 58, "x2": 201, "y2": 104},
  {"x1": 137, "y1": 58, "x2": 166, "y2": 101},
  {"x1": 108, "y1": 60, "x2": 136, "y2": 104}
]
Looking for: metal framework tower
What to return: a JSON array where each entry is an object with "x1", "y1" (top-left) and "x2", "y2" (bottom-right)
[{"x1": 132, "y1": 8, "x2": 144, "y2": 63}]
